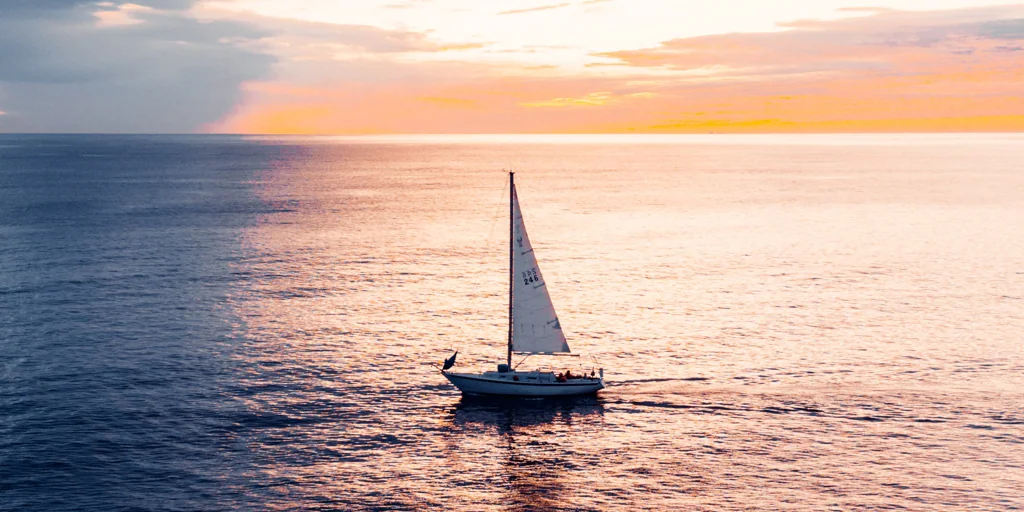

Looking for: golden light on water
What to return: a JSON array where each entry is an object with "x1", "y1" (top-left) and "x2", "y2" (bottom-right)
[{"x1": 205, "y1": 135, "x2": 1024, "y2": 508}]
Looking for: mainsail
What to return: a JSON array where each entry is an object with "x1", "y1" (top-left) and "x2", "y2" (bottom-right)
[{"x1": 511, "y1": 184, "x2": 570, "y2": 354}]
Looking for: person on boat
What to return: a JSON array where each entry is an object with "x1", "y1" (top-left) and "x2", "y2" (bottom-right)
[{"x1": 565, "y1": 369, "x2": 573, "y2": 379}]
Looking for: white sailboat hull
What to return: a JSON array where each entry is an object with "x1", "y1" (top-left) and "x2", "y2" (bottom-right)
[{"x1": 443, "y1": 371, "x2": 604, "y2": 397}]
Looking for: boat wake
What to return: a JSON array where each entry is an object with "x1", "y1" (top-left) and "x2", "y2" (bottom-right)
[{"x1": 606, "y1": 377, "x2": 710, "y2": 387}]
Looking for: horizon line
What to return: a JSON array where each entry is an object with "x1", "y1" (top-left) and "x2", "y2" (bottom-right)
[{"x1": 2, "y1": 131, "x2": 1023, "y2": 136}]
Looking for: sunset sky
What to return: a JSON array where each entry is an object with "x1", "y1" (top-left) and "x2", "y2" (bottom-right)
[{"x1": 1, "y1": 0, "x2": 1022, "y2": 133}]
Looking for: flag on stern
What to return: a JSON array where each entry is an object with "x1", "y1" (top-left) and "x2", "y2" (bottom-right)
[{"x1": 442, "y1": 351, "x2": 458, "y2": 371}]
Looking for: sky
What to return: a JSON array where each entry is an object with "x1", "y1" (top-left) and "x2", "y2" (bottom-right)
[{"x1": 0, "y1": 0, "x2": 1022, "y2": 133}]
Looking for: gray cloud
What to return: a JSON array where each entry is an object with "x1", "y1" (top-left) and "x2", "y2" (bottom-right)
[
  {"x1": 230, "y1": 12, "x2": 486, "y2": 54},
  {"x1": 0, "y1": 0, "x2": 194, "y2": 18},
  {"x1": 256, "y1": 17, "x2": 441, "y2": 53},
  {"x1": 0, "y1": 2, "x2": 494, "y2": 131},
  {"x1": 975, "y1": 18, "x2": 1024, "y2": 39},
  {"x1": 0, "y1": 1, "x2": 274, "y2": 132}
]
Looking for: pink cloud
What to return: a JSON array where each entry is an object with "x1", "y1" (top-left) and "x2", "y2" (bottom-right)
[
  {"x1": 499, "y1": 3, "x2": 572, "y2": 15},
  {"x1": 596, "y1": 4, "x2": 1024, "y2": 82}
]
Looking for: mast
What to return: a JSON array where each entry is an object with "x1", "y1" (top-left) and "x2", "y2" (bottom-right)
[{"x1": 507, "y1": 171, "x2": 514, "y2": 368}]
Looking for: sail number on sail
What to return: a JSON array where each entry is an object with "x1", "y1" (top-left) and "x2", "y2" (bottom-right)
[{"x1": 522, "y1": 268, "x2": 541, "y2": 286}]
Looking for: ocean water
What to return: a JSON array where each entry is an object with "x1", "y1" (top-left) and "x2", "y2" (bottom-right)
[{"x1": 1, "y1": 133, "x2": 1022, "y2": 511}]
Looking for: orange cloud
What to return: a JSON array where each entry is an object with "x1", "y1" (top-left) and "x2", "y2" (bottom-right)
[
  {"x1": 209, "y1": 5, "x2": 1024, "y2": 134},
  {"x1": 521, "y1": 91, "x2": 655, "y2": 108},
  {"x1": 419, "y1": 96, "x2": 478, "y2": 108}
]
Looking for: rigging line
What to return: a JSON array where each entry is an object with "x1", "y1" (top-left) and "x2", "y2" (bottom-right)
[
  {"x1": 485, "y1": 171, "x2": 511, "y2": 245},
  {"x1": 513, "y1": 353, "x2": 531, "y2": 370}
]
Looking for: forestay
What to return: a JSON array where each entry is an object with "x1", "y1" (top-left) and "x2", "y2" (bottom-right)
[{"x1": 511, "y1": 184, "x2": 571, "y2": 354}]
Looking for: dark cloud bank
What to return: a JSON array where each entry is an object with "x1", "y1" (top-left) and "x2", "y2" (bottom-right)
[
  {"x1": 0, "y1": 1, "x2": 477, "y2": 132},
  {"x1": 0, "y1": 0, "x2": 275, "y2": 132}
]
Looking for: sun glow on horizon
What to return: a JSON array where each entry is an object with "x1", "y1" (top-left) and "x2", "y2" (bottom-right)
[{"x1": 196, "y1": 0, "x2": 1024, "y2": 134}]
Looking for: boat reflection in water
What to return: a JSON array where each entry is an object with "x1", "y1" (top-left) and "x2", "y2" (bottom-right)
[{"x1": 444, "y1": 396, "x2": 606, "y2": 510}]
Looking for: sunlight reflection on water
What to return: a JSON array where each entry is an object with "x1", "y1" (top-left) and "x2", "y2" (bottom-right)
[{"x1": 212, "y1": 135, "x2": 1024, "y2": 509}]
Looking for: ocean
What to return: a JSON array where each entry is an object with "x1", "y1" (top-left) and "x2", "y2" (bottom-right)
[{"x1": 1, "y1": 133, "x2": 1022, "y2": 510}]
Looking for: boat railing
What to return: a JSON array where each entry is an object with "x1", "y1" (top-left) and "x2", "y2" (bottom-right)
[{"x1": 525, "y1": 365, "x2": 602, "y2": 379}]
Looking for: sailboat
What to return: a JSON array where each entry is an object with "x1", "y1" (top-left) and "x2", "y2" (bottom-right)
[{"x1": 441, "y1": 172, "x2": 605, "y2": 397}]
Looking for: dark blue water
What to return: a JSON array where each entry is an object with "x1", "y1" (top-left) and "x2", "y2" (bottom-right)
[
  {"x1": 2, "y1": 134, "x2": 1022, "y2": 511},
  {"x1": 0, "y1": 136, "x2": 278, "y2": 509}
]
